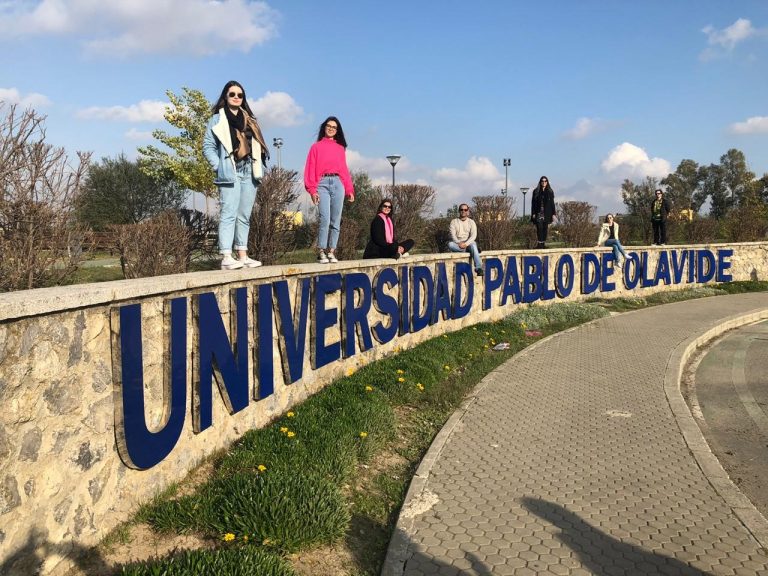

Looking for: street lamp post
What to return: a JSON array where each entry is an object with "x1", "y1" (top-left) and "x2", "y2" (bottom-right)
[
  {"x1": 386, "y1": 155, "x2": 401, "y2": 187},
  {"x1": 503, "y1": 158, "x2": 510, "y2": 195},
  {"x1": 272, "y1": 137, "x2": 283, "y2": 169},
  {"x1": 520, "y1": 187, "x2": 529, "y2": 218}
]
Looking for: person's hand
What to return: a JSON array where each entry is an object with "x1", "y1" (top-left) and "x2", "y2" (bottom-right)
[
  {"x1": 347, "y1": 195, "x2": 355, "y2": 203},
  {"x1": 311, "y1": 194, "x2": 319, "y2": 206},
  {"x1": 459, "y1": 242, "x2": 467, "y2": 249}
]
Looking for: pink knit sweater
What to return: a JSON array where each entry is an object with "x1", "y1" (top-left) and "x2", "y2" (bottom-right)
[{"x1": 303, "y1": 137, "x2": 355, "y2": 197}]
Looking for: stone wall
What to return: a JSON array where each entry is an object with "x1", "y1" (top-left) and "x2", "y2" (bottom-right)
[{"x1": 1, "y1": 243, "x2": 766, "y2": 575}]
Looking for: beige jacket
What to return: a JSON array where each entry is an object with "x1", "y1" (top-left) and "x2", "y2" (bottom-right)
[{"x1": 596, "y1": 222, "x2": 619, "y2": 246}]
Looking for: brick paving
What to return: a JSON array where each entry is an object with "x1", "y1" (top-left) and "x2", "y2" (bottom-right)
[{"x1": 384, "y1": 293, "x2": 768, "y2": 575}]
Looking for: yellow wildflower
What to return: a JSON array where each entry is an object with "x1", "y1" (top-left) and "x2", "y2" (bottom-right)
[
  {"x1": 397, "y1": 369, "x2": 404, "y2": 374},
  {"x1": 485, "y1": 331, "x2": 490, "y2": 336},
  {"x1": 359, "y1": 431, "x2": 368, "y2": 438},
  {"x1": 280, "y1": 426, "x2": 288, "y2": 433},
  {"x1": 491, "y1": 339, "x2": 496, "y2": 345},
  {"x1": 365, "y1": 385, "x2": 373, "y2": 392},
  {"x1": 263, "y1": 538, "x2": 273, "y2": 546},
  {"x1": 444, "y1": 365, "x2": 451, "y2": 371},
  {"x1": 243, "y1": 535, "x2": 249, "y2": 542},
  {"x1": 223, "y1": 533, "x2": 235, "y2": 542},
  {"x1": 287, "y1": 411, "x2": 295, "y2": 418},
  {"x1": 398, "y1": 377, "x2": 405, "y2": 383},
  {"x1": 287, "y1": 431, "x2": 296, "y2": 438},
  {"x1": 346, "y1": 367, "x2": 356, "y2": 376},
  {"x1": 257, "y1": 464, "x2": 267, "y2": 472},
  {"x1": 443, "y1": 335, "x2": 448, "y2": 338},
  {"x1": 416, "y1": 383, "x2": 424, "y2": 391}
]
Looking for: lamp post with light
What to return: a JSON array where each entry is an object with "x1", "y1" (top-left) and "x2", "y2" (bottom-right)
[
  {"x1": 520, "y1": 187, "x2": 529, "y2": 218},
  {"x1": 386, "y1": 155, "x2": 401, "y2": 187},
  {"x1": 273, "y1": 137, "x2": 283, "y2": 169},
  {"x1": 503, "y1": 158, "x2": 510, "y2": 195}
]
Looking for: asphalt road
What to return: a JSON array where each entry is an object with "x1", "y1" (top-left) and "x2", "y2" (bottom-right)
[{"x1": 688, "y1": 319, "x2": 768, "y2": 519}]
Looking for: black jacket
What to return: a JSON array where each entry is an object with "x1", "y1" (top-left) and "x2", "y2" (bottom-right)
[
  {"x1": 363, "y1": 215, "x2": 399, "y2": 259},
  {"x1": 651, "y1": 197, "x2": 671, "y2": 221},
  {"x1": 530, "y1": 185, "x2": 556, "y2": 224}
]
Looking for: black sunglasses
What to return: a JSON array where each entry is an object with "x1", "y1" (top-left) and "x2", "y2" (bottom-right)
[
  {"x1": 459, "y1": 208, "x2": 470, "y2": 212},
  {"x1": 382, "y1": 205, "x2": 392, "y2": 209},
  {"x1": 228, "y1": 92, "x2": 243, "y2": 98}
]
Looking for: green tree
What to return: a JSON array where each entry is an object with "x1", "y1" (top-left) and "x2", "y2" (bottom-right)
[
  {"x1": 138, "y1": 87, "x2": 215, "y2": 196},
  {"x1": 621, "y1": 176, "x2": 658, "y2": 244},
  {"x1": 661, "y1": 159, "x2": 704, "y2": 214},
  {"x1": 77, "y1": 154, "x2": 186, "y2": 230},
  {"x1": 699, "y1": 163, "x2": 729, "y2": 219},
  {"x1": 720, "y1": 148, "x2": 755, "y2": 207}
]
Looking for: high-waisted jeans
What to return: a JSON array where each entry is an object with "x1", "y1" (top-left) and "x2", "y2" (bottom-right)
[
  {"x1": 316, "y1": 175, "x2": 345, "y2": 250},
  {"x1": 218, "y1": 161, "x2": 257, "y2": 254}
]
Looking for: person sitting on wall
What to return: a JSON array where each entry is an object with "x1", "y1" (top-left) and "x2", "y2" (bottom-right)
[
  {"x1": 363, "y1": 198, "x2": 414, "y2": 259},
  {"x1": 596, "y1": 213, "x2": 629, "y2": 263},
  {"x1": 447, "y1": 203, "x2": 483, "y2": 276}
]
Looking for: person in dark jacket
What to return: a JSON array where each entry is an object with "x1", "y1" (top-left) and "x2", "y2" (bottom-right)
[
  {"x1": 530, "y1": 176, "x2": 556, "y2": 249},
  {"x1": 650, "y1": 189, "x2": 671, "y2": 245},
  {"x1": 363, "y1": 199, "x2": 414, "y2": 259}
]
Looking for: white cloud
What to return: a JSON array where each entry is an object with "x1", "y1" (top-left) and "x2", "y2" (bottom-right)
[
  {"x1": 601, "y1": 142, "x2": 670, "y2": 178},
  {"x1": 0, "y1": 87, "x2": 51, "y2": 108},
  {"x1": 125, "y1": 128, "x2": 153, "y2": 140},
  {"x1": 76, "y1": 99, "x2": 167, "y2": 122},
  {"x1": 700, "y1": 18, "x2": 762, "y2": 60},
  {"x1": 729, "y1": 115, "x2": 768, "y2": 134},
  {"x1": 0, "y1": 0, "x2": 279, "y2": 57},
  {"x1": 250, "y1": 91, "x2": 306, "y2": 128},
  {"x1": 563, "y1": 117, "x2": 609, "y2": 140},
  {"x1": 432, "y1": 156, "x2": 513, "y2": 214}
]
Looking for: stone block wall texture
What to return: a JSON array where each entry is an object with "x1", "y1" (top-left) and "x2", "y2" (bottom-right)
[{"x1": 0, "y1": 243, "x2": 766, "y2": 574}]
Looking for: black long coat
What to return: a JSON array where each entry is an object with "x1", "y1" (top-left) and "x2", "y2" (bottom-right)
[
  {"x1": 363, "y1": 215, "x2": 399, "y2": 259},
  {"x1": 530, "y1": 186, "x2": 556, "y2": 224}
]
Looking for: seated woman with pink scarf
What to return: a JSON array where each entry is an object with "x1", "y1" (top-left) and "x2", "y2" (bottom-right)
[{"x1": 363, "y1": 198, "x2": 415, "y2": 259}]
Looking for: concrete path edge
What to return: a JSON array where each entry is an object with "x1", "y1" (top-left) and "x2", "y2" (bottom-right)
[
  {"x1": 663, "y1": 307, "x2": 768, "y2": 551},
  {"x1": 382, "y1": 305, "x2": 768, "y2": 576}
]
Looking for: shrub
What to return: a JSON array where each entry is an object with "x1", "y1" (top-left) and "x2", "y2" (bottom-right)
[
  {"x1": 112, "y1": 211, "x2": 192, "y2": 278},
  {"x1": 248, "y1": 167, "x2": 301, "y2": 265},
  {"x1": 472, "y1": 195, "x2": 518, "y2": 250},
  {"x1": 557, "y1": 201, "x2": 597, "y2": 247}
]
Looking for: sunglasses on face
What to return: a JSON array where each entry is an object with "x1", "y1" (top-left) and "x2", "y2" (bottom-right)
[
  {"x1": 228, "y1": 92, "x2": 243, "y2": 98},
  {"x1": 460, "y1": 208, "x2": 469, "y2": 212},
  {"x1": 382, "y1": 205, "x2": 392, "y2": 209}
]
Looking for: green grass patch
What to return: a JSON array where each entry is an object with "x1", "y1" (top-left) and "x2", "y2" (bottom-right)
[{"x1": 118, "y1": 545, "x2": 297, "y2": 576}]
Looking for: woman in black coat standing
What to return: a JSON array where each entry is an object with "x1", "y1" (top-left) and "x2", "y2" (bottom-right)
[
  {"x1": 530, "y1": 176, "x2": 556, "y2": 249},
  {"x1": 363, "y1": 199, "x2": 415, "y2": 259}
]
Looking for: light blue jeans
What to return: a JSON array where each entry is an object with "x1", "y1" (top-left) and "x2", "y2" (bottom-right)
[
  {"x1": 448, "y1": 241, "x2": 482, "y2": 270},
  {"x1": 316, "y1": 176, "x2": 345, "y2": 250},
  {"x1": 218, "y1": 161, "x2": 257, "y2": 254},
  {"x1": 604, "y1": 238, "x2": 628, "y2": 261}
]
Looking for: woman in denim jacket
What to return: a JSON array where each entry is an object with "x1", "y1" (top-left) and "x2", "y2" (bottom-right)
[{"x1": 203, "y1": 80, "x2": 269, "y2": 270}]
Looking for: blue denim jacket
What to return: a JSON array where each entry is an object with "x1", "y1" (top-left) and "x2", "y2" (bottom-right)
[{"x1": 203, "y1": 111, "x2": 263, "y2": 185}]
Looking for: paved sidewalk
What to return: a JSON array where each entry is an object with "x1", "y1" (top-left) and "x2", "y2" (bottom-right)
[{"x1": 384, "y1": 293, "x2": 768, "y2": 576}]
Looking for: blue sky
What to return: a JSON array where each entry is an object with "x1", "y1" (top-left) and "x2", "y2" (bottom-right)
[{"x1": 1, "y1": 0, "x2": 767, "y2": 216}]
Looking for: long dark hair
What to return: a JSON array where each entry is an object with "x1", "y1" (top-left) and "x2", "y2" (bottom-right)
[
  {"x1": 604, "y1": 213, "x2": 615, "y2": 223},
  {"x1": 316, "y1": 116, "x2": 347, "y2": 148},
  {"x1": 377, "y1": 198, "x2": 394, "y2": 215},
  {"x1": 211, "y1": 80, "x2": 255, "y2": 117},
  {"x1": 537, "y1": 176, "x2": 553, "y2": 192}
]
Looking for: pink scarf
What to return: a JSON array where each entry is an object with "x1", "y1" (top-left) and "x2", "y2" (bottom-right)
[{"x1": 378, "y1": 213, "x2": 394, "y2": 243}]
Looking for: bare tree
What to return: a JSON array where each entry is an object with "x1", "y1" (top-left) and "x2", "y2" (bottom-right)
[
  {"x1": 557, "y1": 201, "x2": 597, "y2": 247},
  {"x1": 248, "y1": 166, "x2": 301, "y2": 265},
  {"x1": 112, "y1": 211, "x2": 191, "y2": 278},
  {"x1": 0, "y1": 103, "x2": 91, "y2": 291},
  {"x1": 471, "y1": 195, "x2": 518, "y2": 250},
  {"x1": 389, "y1": 183, "x2": 436, "y2": 249}
]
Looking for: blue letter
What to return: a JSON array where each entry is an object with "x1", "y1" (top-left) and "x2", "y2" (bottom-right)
[
  {"x1": 624, "y1": 253, "x2": 639, "y2": 290},
  {"x1": 600, "y1": 253, "x2": 616, "y2": 293},
  {"x1": 522, "y1": 256, "x2": 543, "y2": 303},
  {"x1": 655, "y1": 251, "x2": 671, "y2": 285},
  {"x1": 581, "y1": 253, "x2": 601, "y2": 295},
  {"x1": 555, "y1": 254, "x2": 574, "y2": 298},
  {"x1": 501, "y1": 256, "x2": 522, "y2": 306},
  {"x1": 697, "y1": 250, "x2": 716, "y2": 283},
  {"x1": 343, "y1": 273, "x2": 373, "y2": 357},
  {"x1": 433, "y1": 262, "x2": 452, "y2": 324},
  {"x1": 453, "y1": 262, "x2": 474, "y2": 319},
  {"x1": 313, "y1": 273, "x2": 342, "y2": 369},
  {"x1": 372, "y1": 268, "x2": 399, "y2": 344},
  {"x1": 115, "y1": 298, "x2": 186, "y2": 470},
  {"x1": 483, "y1": 257, "x2": 504, "y2": 310},
  {"x1": 194, "y1": 289, "x2": 250, "y2": 433},
  {"x1": 671, "y1": 250, "x2": 687, "y2": 284},
  {"x1": 411, "y1": 265, "x2": 435, "y2": 333},
  {"x1": 274, "y1": 278, "x2": 311, "y2": 383},
  {"x1": 716, "y1": 249, "x2": 733, "y2": 282},
  {"x1": 399, "y1": 265, "x2": 410, "y2": 335},
  {"x1": 256, "y1": 283, "x2": 274, "y2": 399},
  {"x1": 640, "y1": 252, "x2": 655, "y2": 287}
]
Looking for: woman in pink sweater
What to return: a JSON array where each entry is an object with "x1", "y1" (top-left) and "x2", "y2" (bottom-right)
[{"x1": 303, "y1": 116, "x2": 355, "y2": 263}]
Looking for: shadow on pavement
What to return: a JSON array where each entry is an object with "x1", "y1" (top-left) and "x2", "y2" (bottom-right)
[{"x1": 521, "y1": 497, "x2": 714, "y2": 576}]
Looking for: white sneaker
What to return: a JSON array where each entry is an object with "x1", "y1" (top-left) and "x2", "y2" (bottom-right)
[
  {"x1": 221, "y1": 254, "x2": 244, "y2": 270},
  {"x1": 238, "y1": 256, "x2": 262, "y2": 268},
  {"x1": 327, "y1": 252, "x2": 338, "y2": 263},
  {"x1": 317, "y1": 250, "x2": 329, "y2": 264}
]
